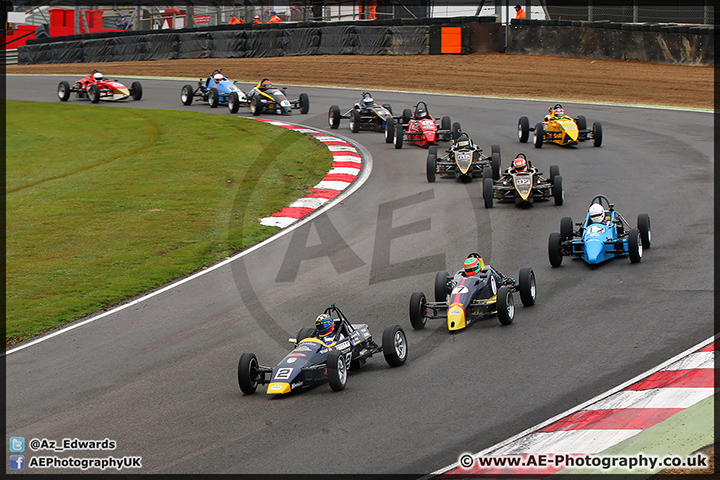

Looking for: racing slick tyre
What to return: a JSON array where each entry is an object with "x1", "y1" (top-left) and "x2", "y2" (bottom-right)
[
  {"x1": 560, "y1": 217, "x2": 574, "y2": 241},
  {"x1": 548, "y1": 232, "x2": 563, "y2": 267},
  {"x1": 238, "y1": 353, "x2": 259, "y2": 394},
  {"x1": 434, "y1": 271, "x2": 450, "y2": 302},
  {"x1": 483, "y1": 177, "x2": 494, "y2": 208},
  {"x1": 552, "y1": 175, "x2": 564, "y2": 206},
  {"x1": 394, "y1": 124, "x2": 404, "y2": 149},
  {"x1": 518, "y1": 116, "x2": 530, "y2": 143},
  {"x1": 384, "y1": 118, "x2": 394, "y2": 143},
  {"x1": 299, "y1": 93, "x2": 310, "y2": 114},
  {"x1": 57, "y1": 81, "x2": 71, "y2": 101},
  {"x1": 251, "y1": 95, "x2": 262, "y2": 116},
  {"x1": 295, "y1": 327, "x2": 317, "y2": 345},
  {"x1": 181, "y1": 85, "x2": 194, "y2": 105},
  {"x1": 496, "y1": 286, "x2": 515, "y2": 326},
  {"x1": 533, "y1": 123, "x2": 544, "y2": 148},
  {"x1": 628, "y1": 228, "x2": 643, "y2": 263},
  {"x1": 208, "y1": 89, "x2": 219, "y2": 108},
  {"x1": 426, "y1": 148, "x2": 437, "y2": 183},
  {"x1": 409, "y1": 292, "x2": 427, "y2": 330},
  {"x1": 402, "y1": 108, "x2": 413, "y2": 124},
  {"x1": 382, "y1": 325, "x2": 408, "y2": 367},
  {"x1": 592, "y1": 122, "x2": 603, "y2": 147},
  {"x1": 350, "y1": 109, "x2": 361, "y2": 133},
  {"x1": 382, "y1": 103, "x2": 393, "y2": 115},
  {"x1": 637, "y1": 214, "x2": 651, "y2": 248},
  {"x1": 228, "y1": 92, "x2": 241, "y2": 114},
  {"x1": 549, "y1": 165, "x2": 560, "y2": 183},
  {"x1": 441, "y1": 116, "x2": 451, "y2": 132},
  {"x1": 327, "y1": 350, "x2": 348, "y2": 391},
  {"x1": 131, "y1": 81, "x2": 143, "y2": 101},
  {"x1": 88, "y1": 84, "x2": 101, "y2": 103},
  {"x1": 518, "y1": 267, "x2": 536, "y2": 306},
  {"x1": 576, "y1": 115, "x2": 587, "y2": 131},
  {"x1": 328, "y1": 105, "x2": 341, "y2": 129},
  {"x1": 482, "y1": 168, "x2": 492, "y2": 180},
  {"x1": 451, "y1": 122, "x2": 462, "y2": 140},
  {"x1": 491, "y1": 152, "x2": 501, "y2": 181}
]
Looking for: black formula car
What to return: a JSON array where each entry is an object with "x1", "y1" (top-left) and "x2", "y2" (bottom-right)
[
  {"x1": 237, "y1": 304, "x2": 407, "y2": 395},
  {"x1": 244, "y1": 78, "x2": 309, "y2": 116},
  {"x1": 483, "y1": 153, "x2": 563, "y2": 208},
  {"x1": 409, "y1": 257, "x2": 536, "y2": 332},
  {"x1": 328, "y1": 92, "x2": 394, "y2": 133},
  {"x1": 427, "y1": 132, "x2": 501, "y2": 183}
]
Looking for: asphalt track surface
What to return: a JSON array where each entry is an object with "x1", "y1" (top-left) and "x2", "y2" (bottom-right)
[{"x1": 6, "y1": 76, "x2": 714, "y2": 475}]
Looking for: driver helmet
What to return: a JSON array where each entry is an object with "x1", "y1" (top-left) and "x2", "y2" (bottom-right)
[
  {"x1": 361, "y1": 95, "x2": 374, "y2": 107},
  {"x1": 554, "y1": 105, "x2": 565, "y2": 117},
  {"x1": 315, "y1": 314, "x2": 334, "y2": 337},
  {"x1": 213, "y1": 73, "x2": 224, "y2": 83},
  {"x1": 93, "y1": 72, "x2": 103, "y2": 82},
  {"x1": 512, "y1": 156, "x2": 528, "y2": 172},
  {"x1": 588, "y1": 203, "x2": 605, "y2": 223},
  {"x1": 261, "y1": 79, "x2": 272, "y2": 89},
  {"x1": 415, "y1": 107, "x2": 428, "y2": 119},
  {"x1": 464, "y1": 253, "x2": 485, "y2": 276}
]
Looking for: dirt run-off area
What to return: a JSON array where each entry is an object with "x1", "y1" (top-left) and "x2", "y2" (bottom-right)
[{"x1": 7, "y1": 52, "x2": 713, "y2": 110}]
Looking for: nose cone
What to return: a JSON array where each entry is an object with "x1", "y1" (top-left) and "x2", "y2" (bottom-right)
[
  {"x1": 447, "y1": 303, "x2": 466, "y2": 331},
  {"x1": 117, "y1": 88, "x2": 130, "y2": 96},
  {"x1": 584, "y1": 239, "x2": 605, "y2": 264},
  {"x1": 266, "y1": 382, "x2": 291, "y2": 394},
  {"x1": 564, "y1": 123, "x2": 579, "y2": 142},
  {"x1": 424, "y1": 131, "x2": 436, "y2": 143}
]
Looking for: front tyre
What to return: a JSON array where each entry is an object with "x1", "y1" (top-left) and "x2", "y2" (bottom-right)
[
  {"x1": 208, "y1": 89, "x2": 219, "y2": 108},
  {"x1": 637, "y1": 214, "x2": 651, "y2": 248},
  {"x1": 593, "y1": 122, "x2": 603, "y2": 147},
  {"x1": 518, "y1": 267, "x2": 536, "y2": 306},
  {"x1": 496, "y1": 286, "x2": 515, "y2": 325},
  {"x1": 88, "y1": 84, "x2": 101, "y2": 103},
  {"x1": 238, "y1": 353, "x2": 259, "y2": 394},
  {"x1": 560, "y1": 217, "x2": 574, "y2": 241},
  {"x1": 409, "y1": 292, "x2": 427, "y2": 330},
  {"x1": 441, "y1": 116, "x2": 451, "y2": 132},
  {"x1": 251, "y1": 95, "x2": 262, "y2": 116},
  {"x1": 181, "y1": 84, "x2": 194, "y2": 105},
  {"x1": 394, "y1": 124, "x2": 404, "y2": 149},
  {"x1": 483, "y1": 177, "x2": 494, "y2": 208},
  {"x1": 518, "y1": 116, "x2": 530, "y2": 143},
  {"x1": 299, "y1": 93, "x2": 310, "y2": 114},
  {"x1": 384, "y1": 117, "x2": 394, "y2": 143},
  {"x1": 491, "y1": 152, "x2": 501, "y2": 181},
  {"x1": 131, "y1": 81, "x2": 143, "y2": 100},
  {"x1": 382, "y1": 325, "x2": 408, "y2": 367},
  {"x1": 426, "y1": 149, "x2": 437, "y2": 183},
  {"x1": 549, "y1": 165, "x2": 560, "y2": 183},
  {"x1": 327, "y1": 350, "x2": 348, "y2": 391},
  {"x1": 350, "y1": 109, "x2": 361, "y2": 133},
  {"x1": 548, "y1": 232, "x2": 563, "y2": 267},
  {"x1": 533, "y1": 122, "x2": 544, "y2": 148},
  {"x1": 434, "y1": 271, "x2": 450, "y2": 302},
  {"x1": 628, "y1": 227, "x2": 643, "y2": 263},
  {"x1": 451, "y1": 121, "x2": 462, "y2": 140},
  {"x1": 328, "y1": 105, "x2": 341, "y2": 129},
  {"x1": 57, "y1": 81, "x2": 71, "y2": 101},
  {"x1": 228, "y1": 92, "x2": 240, "y2": 114},
  {"x1": 553, "y1": 175, "x2": 564, "y2": 205},
  {"x1": 295, "y1": 327, "x2": 317, "y2": 345}
]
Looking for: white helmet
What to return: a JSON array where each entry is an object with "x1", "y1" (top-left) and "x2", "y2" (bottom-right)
[
  {"x1": 588, "y1": 203, "x2": 605, "y2": 223},
  {"x1": 93, "y1": 72, "x2": 103, "y2": 82},
  {"x1": 213, "y1": 73, "x2": 224, "y2": 82}
]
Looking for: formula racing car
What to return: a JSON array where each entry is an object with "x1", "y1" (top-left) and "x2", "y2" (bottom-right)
[
  {"x1": 243, "y1": 78, "x2": 309, "y2": 116},
  {"x1": 57, "y1": 70, "x2": 142, "y2": 103},
  {"x1": 548, "y1": 194, "x2": 651, "y2": 267},
  {"x1": 409, "y1": 254, "x2": 536, "y2": 332},
  {"x1": 518, "y1": 104, "x2": 602, "y2": 148},
  {"x1": 386, "y1": 101, "x2": 460, "y2": 149},
  {"x1": 483, "y1": 153, "x2": 563, "y2": 208},
  {"x1": 427, "y1": 133, "x2": 501, "y2": 182},
  {"x1": 237, "y1": 304, "x2": 407, "y2": 395},
  {"x1": 181, "y1": 69, "x2": 248, "y2": 109},
  {"x1": 328, "y1": 92, "x2": 394, "y2": 133}
]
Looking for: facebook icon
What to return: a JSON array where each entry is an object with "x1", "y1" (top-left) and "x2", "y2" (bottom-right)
[{"x1": 10, "y1": 454, "x2": 25, "y2": 470}]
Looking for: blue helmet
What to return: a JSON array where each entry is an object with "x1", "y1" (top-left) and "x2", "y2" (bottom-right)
[
  {"x1": 315, "y1": 314, "x2": 334, "y2": 337},
  {"x1": 361, "y1": 96, "x2": 374, "y2": 107}
]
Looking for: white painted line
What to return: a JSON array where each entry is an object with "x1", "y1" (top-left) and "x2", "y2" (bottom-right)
[
  {"x1": 664, "y1": 351, "x2": 715, "y2": 370},
  {"x1": 288, "y1": 197, "x2": 329, "y2": 209},
  {"x1": 326, "y1": 145, "x2": 356, "y2": 152},
  {"x1": 493, "y1": 429, "x2": 642, "y2": 455},
  {"x1": 259, "y1": 217, "x2": 297, "y2": 228},
  {"x1": 331, "y1": 155, "x2": 362, "y2": 163},
  {"x1": 327, "y1": 167, "x2": 361, "y2": 176},
  {"x1": 313, "y1": 180, "x2": 352, "y2": 190}
]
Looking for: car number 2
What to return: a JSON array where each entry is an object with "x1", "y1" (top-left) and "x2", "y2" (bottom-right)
[{"x1": 275, "y1": 367, "x2": 293, "y2": 380}]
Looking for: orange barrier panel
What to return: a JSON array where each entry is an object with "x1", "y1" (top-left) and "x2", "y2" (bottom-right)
[{"x1": 440, "y1": 26, "x2": 462, "y2": 54}]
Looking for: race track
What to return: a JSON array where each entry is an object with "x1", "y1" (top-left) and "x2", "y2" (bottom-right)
[{"x1": 6, "y1": 76, "x2": 714, "y2": 474}]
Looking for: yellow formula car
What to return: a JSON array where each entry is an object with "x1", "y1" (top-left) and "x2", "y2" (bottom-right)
[{"x1": 518, "y1": 104, "x2": 602, "y2": 148}]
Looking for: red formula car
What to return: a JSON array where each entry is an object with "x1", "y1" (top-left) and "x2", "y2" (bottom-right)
[
  {"x1": 57, "y1": 70, "x2": 142, "y2": 103},
  {"x1": 385, "y1": 101, "x2": 460, "y2": 149}
]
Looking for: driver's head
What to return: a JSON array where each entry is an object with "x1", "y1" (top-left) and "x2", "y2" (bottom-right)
[
  {"x1": 588, "y1": 203, "x2": 605, "y2": 223},
  {"x1": 93, "y1": 72, "x2": 103, "y2": 82},
  {"x1": 315, "y1": 314, "x2": 334, "y2": 337},
  {"x1": 213, "y1": 73, "x2": 224, "y2": 83},
  {"x1": 512, "y1": 156, "x2": 528, "y2": 172},
  {"x1": 261, "y1": 80, "x2": 272, "y2": 89},
  {"x1": 464, "y1": 254, "x2": 484, "y2": 275},
  {"x1": 416, "y1": 107, "x2": 427, "y2": 119}
]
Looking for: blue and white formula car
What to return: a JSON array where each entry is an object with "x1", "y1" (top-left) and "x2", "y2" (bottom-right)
[{"x1": 180, "y1": 69, "x2": 248, "y2": 109}]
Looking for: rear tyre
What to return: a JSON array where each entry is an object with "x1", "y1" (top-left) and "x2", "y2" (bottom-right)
[
  {"x1": 628, "y1": 228, "x2": 643, "y2": 263},
  {"x1": 131, "y1": 81, "x2": 143, "y2": 100},
  {"x1": 328, "y1": 105, "x2": 341, "y2": 129},
  {"x1": 533, "y1": 123, "x2": 544, "y2": 148},
  {"x1": 384, "y1": 118, "x2": 395, "y2": 143},
  {"x1": 560, "y1": 217, "x2": 573, "y2": 241},
  {"x1": 295, "y1": 327, "x2": 317, "y2": 345},
  {"x1": 350, "y1": 109, "x2": 361, "y2": 133},
  {"x1": 593, "y1": 122, "x2": 603, "y2": 147},
  {"x1": 576, "y1": 115, "x2": 587, "y2": 131},
  {"x1": 553, "y1": 175, "x2": 564, "y2": 205},
  {"x1": 208, "y1": 89, "x2": 219, "y2": 108},
  {"x1": 451, "y1": 121, "x2": 462, "y2": 140},
  {"x1": 394, "y1": 124, "x2": 404, "y2": 149},
  {"x1": 382, "y1": 103, "x2": 393, "y2": 115},
  {"x1": 382, "y1": 325, "x2": 408, "y2": 367},
  {"x1": 441, "y1": 116, "x2": 451, "y2": 132},
  {"x1": 402, "y1": 108, "x2": 412, "y2": 124},
  {"x1": 228, "y1": 92, "x2": 240, "y2": 113},
  {"x1": 518, "y1": 267, "x2": 536, "y2": 306},
  {"x1": 426, "y1": 149, "x2": 437, "y2": 183},
  {"x1": 299, "y1": 93, "x2": 310, "y2": 114},
  {"x1": 483, "y1": 177, "x2": 494, "y2": 208},
  {"x1": 409, "y1": 292, "x2": 427, "y2": 330},
  {"x1": 482, "y1": 167, "x2": 492, "y2": 180},
  {"x1": 496, "y1": 286, "x2": 515, "y2": 325},
  {"x1": 181, "y1": 84, "x2": 194, "y2": 105},
  {"x1": 57, "y1": 81, "x2": 71, "y2": 101},
  {"x1": 549, "y1": 165, "x2": 560, "y2": 183},
  {"x1": 637, "y1": 214, "x2": 651, "y2": 248},
  {"x1": 434, "y1": 271, "x2": 450, "y2": 302},
  {"x1": 491, "y1": 152, "x2": 501, "y2": 181},
  {"x1": 518, "y1": 116, "x2": 530, "y2": 143},
  {"x1": 238, "y1": 353, "x2": 259, "y2": 394},
  {"x1": 548, "y1": 232, "x2": 563, "y2": 267},
  {"x1": 88, "y1": 84, "x2": 100, "y2": 103},
  {"x1": 327, "y1": 350, "x2": 348, "y2": 391}
]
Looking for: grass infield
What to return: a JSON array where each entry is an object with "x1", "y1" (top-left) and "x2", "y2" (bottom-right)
[{"x1": 6, "y1": 101, "x2": 333, "y2": 345}]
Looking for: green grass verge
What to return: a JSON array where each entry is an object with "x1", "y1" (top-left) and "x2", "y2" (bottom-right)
[{"x1": 6, "y1": 101, "x2": 333, "y2": 344}]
